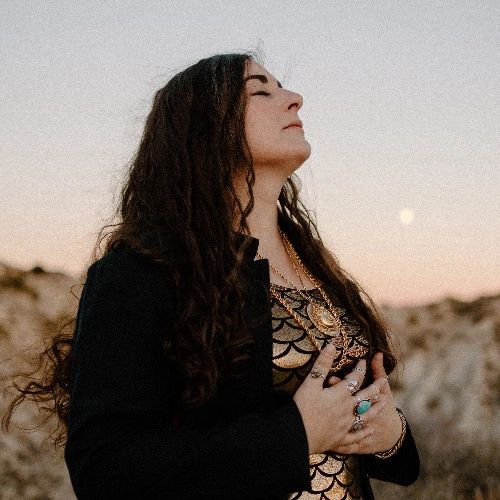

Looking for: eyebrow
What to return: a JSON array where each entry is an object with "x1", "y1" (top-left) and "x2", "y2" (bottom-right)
[{"x1": 244, "y1": 74, "x2": 283, "y2": 88}]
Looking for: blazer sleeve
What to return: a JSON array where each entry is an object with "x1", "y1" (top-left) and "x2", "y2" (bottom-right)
[
  {"x1": 64, "y1": 249, "x2": 311, "y2": 500},
  {"x1": 364, "y1": 410, "x2": 420, "y2": 486}
]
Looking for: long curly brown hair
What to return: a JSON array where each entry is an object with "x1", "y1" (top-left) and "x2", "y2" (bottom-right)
[{"x1": 2, "y1": 51, "x2": 398, "y2": 448}]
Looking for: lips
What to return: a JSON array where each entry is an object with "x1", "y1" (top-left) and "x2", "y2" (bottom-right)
[{"x1": 284, "y1": 120, "x2": 303, "y2": 129}]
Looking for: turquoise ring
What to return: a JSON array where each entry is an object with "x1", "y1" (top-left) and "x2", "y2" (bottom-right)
[{"x1": 354, "y1": 399, "x2": 372, "y2": 415}]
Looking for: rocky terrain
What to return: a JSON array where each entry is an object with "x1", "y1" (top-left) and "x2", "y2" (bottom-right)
[
  {"x1": 0, "y1": 262, "x2": 80, "y2": 500},
  {"x1": 373, "y1": 295, "x2": 500, "y2": 499},
  {"x1": 0, "y1": 260, "x2": 499, "y2": 499}
]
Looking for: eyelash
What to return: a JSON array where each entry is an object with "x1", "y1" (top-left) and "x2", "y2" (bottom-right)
[{"x1": 252, "y1": 91, "x2": 270, "y2": 96}]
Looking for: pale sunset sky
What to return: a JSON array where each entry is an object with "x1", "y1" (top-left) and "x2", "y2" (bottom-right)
[{"x1": 1, "y1": 1, "x2": 499, "y2": 307}]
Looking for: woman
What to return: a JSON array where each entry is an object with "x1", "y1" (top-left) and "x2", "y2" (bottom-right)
[{"x1": 3, "y1": 51, "x2": 419, "y2": 499}]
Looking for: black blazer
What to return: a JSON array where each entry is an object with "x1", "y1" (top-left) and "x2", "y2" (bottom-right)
[{"x1": 65, "y1": 233, "x2": 419, "y2": 499}]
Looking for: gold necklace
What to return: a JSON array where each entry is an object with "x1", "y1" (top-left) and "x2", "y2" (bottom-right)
[
  {"x1": 268, "y1": 278, "x2": 352, "y2": 373},
  {"x1": 257, "y1": 231, "x2": 342, "y2": 334},
  {"x1": 280, "y1": 230, "x2": 342, "y2": 334},
  {"x1": 256, "y1": 231, "x2": 352, "y2": 372},
  {"x1": 269, "y1": 290, "x2": 324, "y2": 352}
]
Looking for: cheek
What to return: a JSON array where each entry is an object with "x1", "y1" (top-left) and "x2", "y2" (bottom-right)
[
  {"x1": 245, "y1": 117, "x2": 277, "y2": 152},
  {"x1": 245, "y1": 104, "x2": 276, "y2": 135}
]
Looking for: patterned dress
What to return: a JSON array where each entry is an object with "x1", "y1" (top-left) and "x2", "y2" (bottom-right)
[{"x1": 270, "y1": 284, "x2": 369, "y2": 500}]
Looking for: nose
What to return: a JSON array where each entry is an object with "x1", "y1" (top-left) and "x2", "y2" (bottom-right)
[{"x1": 285, "y1": 90, "x2": 303, "y2": 111}]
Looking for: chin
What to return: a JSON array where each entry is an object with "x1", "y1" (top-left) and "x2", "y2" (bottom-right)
[
  {"x1": 253, "y1": 142, "x2": 312, "y2": 172},
  {"x1": 283, "y1": 148, "x2": 312, "y2": 175},
  {"x1": 293, "y1": 142, "x2": 312, "y2": 162}
]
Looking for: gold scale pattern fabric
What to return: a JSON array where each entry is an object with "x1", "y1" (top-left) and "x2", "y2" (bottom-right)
[{"x1": 270, "y1": 285, "x2": 369, "y2": 500}]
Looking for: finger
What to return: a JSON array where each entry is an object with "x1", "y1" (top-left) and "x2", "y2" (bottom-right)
[
  {"x1": 336, "y1": 440, "x2": 372, "y2": 455},
  {"x1": 336, "y1": 416, "x2": 378, "y2": 454},
  {"x1": 354, "y1": 377, "x2": 388, "y2": 402},
  {"x1": 379, "y1": 376, "x2": 392, "y2": 396},
  {"x1": 371, "y1": 352, "x2": 387, "y2": 380},
  {"x1": 307, "y1": 342, "x2": 338, "y2": 384},
  {"x1": 335, "y1": 443, "x2": 356, "y2": 454},
  {"x1": 336, "y1": 440, "x2": 366, "y2": 455},
  {"x1": 371, "y1": 352, "x2": 392, "y2": 395},
  {"x1": 342, "y1": 426, "x2": 374, "y2": 447},
  {"x1": 326, "y1": 376, "x2": 342, "y2": 387},
  {"x1": 336, "y1": 358, "x2": 367, "y2": 394}
]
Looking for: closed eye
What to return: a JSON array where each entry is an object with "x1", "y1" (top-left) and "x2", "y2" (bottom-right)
[{"x1": 251, "y1": 91, "x2": 270, "y2": 96}]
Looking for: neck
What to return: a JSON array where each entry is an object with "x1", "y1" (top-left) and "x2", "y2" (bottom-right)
[
  {"x1": 232, "y1": 170, "x2": 317, "y2": 289},
  {"x1": 233, "y1": 170, "x2": 285, "y2": 256}
]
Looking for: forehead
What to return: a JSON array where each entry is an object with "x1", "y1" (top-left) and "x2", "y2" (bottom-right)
[{"x1": 244, "y1": 60, "x2": 269, "y2": 76}]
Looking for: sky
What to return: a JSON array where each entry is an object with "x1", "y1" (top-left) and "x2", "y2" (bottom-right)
[{"x1": 1, "y1": 1, "x2": 499, "y2": 307}]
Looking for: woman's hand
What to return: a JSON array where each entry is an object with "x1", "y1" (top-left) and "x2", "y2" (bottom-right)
[
  {"x1": 292, "y1": 344, "x2": 388, "y2": 456},
  {"x1": 326, "y1": 352, "x2": 403, "y2": 455}
]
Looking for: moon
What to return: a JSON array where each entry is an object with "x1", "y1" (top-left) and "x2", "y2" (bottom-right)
[{"x1": 399, "y1": 208, "x2": 415, "y2": 225}]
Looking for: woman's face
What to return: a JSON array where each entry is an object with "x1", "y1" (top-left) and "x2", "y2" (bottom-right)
[{"x1": 243, "y1": 60, "x2": 311, "y2": 177}]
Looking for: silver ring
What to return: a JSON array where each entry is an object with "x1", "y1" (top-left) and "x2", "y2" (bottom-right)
[
  {"x1": 345, "y1": 378, "x2": 358, "y2": 394},
  {"x1": 310, "y1": 367, "x2": 326, "y2": 379},
  {"x1": 345, "y1": 377, "x2": 359, "y2": 387},
  {"x1": 354, "y1": 367, "x2": 366, "y2": 374},
  {"x1": 350, "y1": 414, "x2": 366, "y2": 432}
]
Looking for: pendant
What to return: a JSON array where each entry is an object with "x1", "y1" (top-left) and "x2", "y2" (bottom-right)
[{"x1": 306, "y1": 302, "x2": 341, "y2": 335}]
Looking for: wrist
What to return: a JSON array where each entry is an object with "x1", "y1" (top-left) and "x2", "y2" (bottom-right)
[
  {"x1": 293, "y1": 396, "x2": 320, "y2": 455},
  {"x1": 374, "y1": 408, "x2": 407, "y2": 459},
  {"x1": 388, "y1": 409, "x2": 404, "y2": 446}
]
